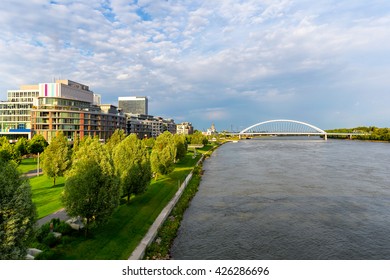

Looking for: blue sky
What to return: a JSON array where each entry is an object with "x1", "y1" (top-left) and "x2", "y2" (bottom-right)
[{"x1": 1, "y1": 0, "x2": 390, "y2": 131}]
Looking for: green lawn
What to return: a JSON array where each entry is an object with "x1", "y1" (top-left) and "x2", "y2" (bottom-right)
[
  {"x1": 51, "y1": 144, "x2": 215, "y2": 260},
  {"x1": 30, "y1": 175, "x2": 65, "y2": 219},
  {"x1": 18, "y1": 157, "x2": 38, "y2": 174}
]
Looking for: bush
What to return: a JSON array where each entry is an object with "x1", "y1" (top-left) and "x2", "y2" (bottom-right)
[
  {"x1": 43, "y1": 233, "x2": 60, "y2": 248},
  {"x1": 54, "y1": 222, "x2": 73, "y2": 235},
  {"x1": 34, "y1": 249, "x2": 59, "y2": 260},
  {"x1": 60, "y1": 235, "x2": 74, "y2": 245},
  {"x1": 35, "y1": 223, "x2": 51, "y2": 243},
  {"x1": 28, "y1": 241, "x2": 49, "y2": 252}
]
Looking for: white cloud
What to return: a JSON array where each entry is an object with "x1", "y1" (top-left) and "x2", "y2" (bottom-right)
[{"x1": 1, "y1": 0, "x2": 390, "y2": 130}]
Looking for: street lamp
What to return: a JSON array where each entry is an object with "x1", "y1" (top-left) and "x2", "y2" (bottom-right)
[{"x1": 37, "y1": 152, "x2": 40, "y2": 177}]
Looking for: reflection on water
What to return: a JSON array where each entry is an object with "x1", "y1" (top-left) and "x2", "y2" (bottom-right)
[{"x1": 171, "y1": 138, "x2": 390, "y2": 259}]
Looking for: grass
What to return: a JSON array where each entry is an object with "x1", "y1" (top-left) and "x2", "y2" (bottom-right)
[
  {"x1": 18, "y1": 157, "x2": 38, "y2": 174},
  {"x1": 144, "y1": 164, "x2": 203, "y2": 259},
  {"x1": 48, "y1": 144, "x2": 215, "y2": 260},
  {"x1": 29, "y1": 175, "x2": 65, "y2": 219}
]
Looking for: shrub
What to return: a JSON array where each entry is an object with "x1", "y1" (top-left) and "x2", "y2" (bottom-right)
[
  {"x1": 28, "y1": 241, "x2": 49, "y2": 252},
  {"x1": 34, "y1": 249, "x2": 58, "y2": 260},
  {"x1": 43, "y1": 233, "x2": 60, "y2": 248},
  {"x1": 35, "y1": 223, "x2": 51, "y2": 243},
  {"x1": 54, "y1": 222, "x2": 73, "y2": 235},
  {"x1": 60, "y1": 235, "x2": 74, "y2": 245}
]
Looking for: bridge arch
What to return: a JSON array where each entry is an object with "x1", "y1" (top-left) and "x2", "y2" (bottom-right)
[{"x1": 239, "y1": 119, "x2": 326, "y2": 135}]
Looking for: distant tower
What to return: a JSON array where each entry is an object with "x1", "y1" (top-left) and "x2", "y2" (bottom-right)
[
  {"x1": 118, "y1": 96, "x2": 148, "y2": 115},
  {"x1": 207, "y1": 123, "x2": 217, "y2": 135},
  {"x1": 211, "y1": 123, "x2": 216, "y2": 133}
]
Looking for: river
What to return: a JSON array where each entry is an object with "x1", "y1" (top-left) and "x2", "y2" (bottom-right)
[{"x1": 171, "y1": 138, "x2": 390, "y2": 259}]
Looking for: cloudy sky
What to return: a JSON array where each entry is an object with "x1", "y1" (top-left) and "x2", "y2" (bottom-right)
[{"x1": 1, "y1": 0, "x2": 390, "y2": 131}]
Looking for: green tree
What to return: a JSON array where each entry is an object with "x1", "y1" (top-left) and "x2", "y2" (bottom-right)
[
  {"x1": 113, "y1": 134, "x2": 151, "y2": 203},
  {"x1": 189, "y1": 131, "x2": 208, "y2": 145},
  {"x1": 106, "y1": 129, "x2": 126, "y2": 154},
  {"x1": 173, "y1": 134, "x2": 187, "y2": 162},
  {"x1": 0, "y1": 137, "x2": 21, "y2": 163},
  {"x1": 62, "y1": 137, "x2": 120, "y2": 236},
  {"x1": 150, "y1": 131, "x2": 176, "y2": 180},
  {"x1": 28, "y1": 134, "x2": 48, "y2": 155},
  {"x1": 143, "y1": 137, "x2": 155, "y2": 148},
  {"x1": 0, "y1": 159, "x2": 36, "y2": 259},
  {"x1": 14, "y1": 137, "x2": 29, "y2": 157},
  {"x1": 71, "y1": 133, "x2": 81, "y2": 158},
  {"x1": 41, "y1": 132, "x2": 70, "y2": 186}
]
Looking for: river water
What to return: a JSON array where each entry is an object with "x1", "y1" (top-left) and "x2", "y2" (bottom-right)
[{"x1": 171, "y1": 138, "x2": 390, "y2": 259}]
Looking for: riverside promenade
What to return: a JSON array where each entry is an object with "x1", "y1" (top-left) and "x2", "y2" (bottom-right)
[{"x1": 128, "y1": 155, "x2": 205, "y2": 260}]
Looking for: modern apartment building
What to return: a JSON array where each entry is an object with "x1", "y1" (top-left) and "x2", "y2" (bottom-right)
[
  {"x1": 0, "y1": 80, "x2": 126, "y2": 142},
  {"x1": 0, "y1": 85, "x2": 39, "y2": 139},
  {"x1": 118, "y1": 96, "x2": 148, "y2": 115},
  {"x1": 118, "y1": 96, "x2": 176, "y2": 138},
  {"x1": 125, "y1": 113, "x2": 176, "y2": 138}
]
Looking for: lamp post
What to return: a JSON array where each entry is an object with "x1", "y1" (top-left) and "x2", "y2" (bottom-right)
[{"x1": 37, "y1": 152, "x2": 40, "y2": 177}]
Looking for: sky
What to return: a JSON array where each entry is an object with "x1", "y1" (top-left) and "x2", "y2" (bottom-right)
[{"x1": 1, "y1": 0, "x2": 390, "y2": 131}]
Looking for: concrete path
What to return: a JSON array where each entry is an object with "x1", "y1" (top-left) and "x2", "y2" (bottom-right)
[
  {"x1": 37, "y1": 208, "x2": 70, "y2": 227},
  {"x1": 23, "y1": 169, "x2": 43, "y2": 178}
]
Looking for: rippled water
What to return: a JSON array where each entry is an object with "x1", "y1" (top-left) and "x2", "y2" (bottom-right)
[{"x1": 171, "y1": 138, "x2": 390, "y2": 259}]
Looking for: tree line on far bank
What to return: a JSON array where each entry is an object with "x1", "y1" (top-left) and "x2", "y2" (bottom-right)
[
  {"x1": 326, "y1": 126, "x2": 390, "y2": 141},
  {"x1": 0, "y1": 130, "x2": 208, "y2": 258}
]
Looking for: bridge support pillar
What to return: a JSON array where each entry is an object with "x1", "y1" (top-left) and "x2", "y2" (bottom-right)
[{"x1": 324, "y1": 134, "x2": 328, "y2": 141}]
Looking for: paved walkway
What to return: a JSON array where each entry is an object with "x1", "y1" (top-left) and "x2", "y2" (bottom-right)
[
  {"x1": 23, "y1": 169, "x2": 43, "y2": 178},
  {"x1": 37, "y1": 208, "x2": 70, "y2": 227}
]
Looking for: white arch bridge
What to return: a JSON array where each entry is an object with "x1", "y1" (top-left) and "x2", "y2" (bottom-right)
[{"x1": 236, "y1": 119, "x2": 364, "y2": 140}]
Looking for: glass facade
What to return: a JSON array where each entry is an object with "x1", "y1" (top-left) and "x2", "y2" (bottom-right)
[
  {"x1": 118, "y1": 97, "x2": 148, "y2": 115},
  {"x1": 1, "y1": 81, "x2": 126, "y2": 141},
  {"x1": 0, "y1": 90, "x2": 38, "y2": 138},
  {"x1": 31, "y1": 97, "x2": 126, "y2": 142}
]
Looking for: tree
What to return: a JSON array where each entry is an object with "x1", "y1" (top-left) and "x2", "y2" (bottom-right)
[
  {"x1": 143, "y1": 137, "x2": 155, "y2": 148},
  {"x1": 0, "y1": 137, "x2": 21, "y2": 163},
  {"x1": 173, "y1": 134, "x2": 187, "y2": 162},
  {"x1": 150, "y1": 131, "x2": 176, "y2": 180},
  {"x1": 28, "y1": 134, "x2": 48, "y2": 155},
  {"x1": 14, "y1": 137, "x2": 29, "y2": 157},
  {"x1": 41, "y1": 132, "x2": 70, "y2": 186},
  {"x1": 0, "y1": 159, "x2": 36, "y2": 259},
  {"x1": 189, "y1": 131, "x2": 208, "y2": 145},
  {"x1": 106, "y1": 129, "x2": 126, "y2": 154},
  {"x1": 113, "y1": 134, "x2": 151, "y2": 203},
  {"x1": 62, "y1": 137, "x2": 120, "y2": 236}
]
